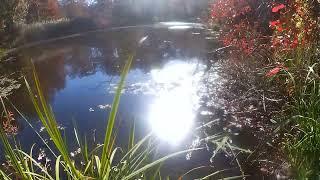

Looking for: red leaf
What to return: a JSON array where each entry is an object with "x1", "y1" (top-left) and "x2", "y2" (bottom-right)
[
  {"x1": 272, "y1": 4, "x2": 286, "y2": 13},
  {"x1": 266, "y1": 67, "x2": 281, "y2": 77},
  {"x1": 269, "y1": 20, "x2": 280, "y2": 27},
  {"x1": 277, "y1": 26, "x2": 284, "y2": 32},
  {"x1": 266, "y1": 65, "x2": 288, "y2": 77},
  {"x1": 291, "y1": 39, "x2": 299, "y2": 48}
]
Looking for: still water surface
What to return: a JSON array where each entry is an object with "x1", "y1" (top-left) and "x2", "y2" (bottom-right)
[
  {"x1": 2, "y1": 24, "x2": 207, "y2": 151},
  {"x1": 1, "y1": 23, "x2": 272, "y2": 179}
]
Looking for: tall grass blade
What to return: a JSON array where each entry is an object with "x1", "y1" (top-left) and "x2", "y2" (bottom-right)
[
  {"x1": 23, "y1": 172, "x2": 52, "y2": 180},
  {"x1": 121, "y1": 133, "x2": 152, "y2": 162},
  {"x1": 128, "y1": 119, "x2": 135, "y2": 151},
  {"x1": 100, "y1": 54, "x2": 133, "y2": 178},
  {"x1": 197, "y1": 169, "x2": 229, "y2": 180},
  {"x1": 29, "y1": 144, "x2": 36, "y2": 175},
  {"x1": 55, "y1": 155, "x2": 62, "y2": 180},
  {"x1": 25, "y1": 64, "x2": 81, "y2": 179},
  {"x1": 16, "y1": 150, "x2": 54, "y2": 180},
  {"x1": 123, "y1": 147, "x2": 204, "y2": 180},
  {"x1": 217, "y1": 175, "x2": 249, "y2": 180},
  {"x1": 0, "y1": 169, "x2": 11, "y2": 180}
]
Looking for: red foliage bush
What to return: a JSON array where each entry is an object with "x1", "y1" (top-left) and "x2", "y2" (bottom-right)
[
  {"x1": 269, "y1": 1, "x2": 318, "y2": 51},
  {"x1": 210, "y1": 0, "x2": 319, "y2": 56},
  {"x1": 210, "y1": 0, "x2": 273, "y2": 55},
  {"x1": 210, "y1": 0, "x2": 252, "y2": 21}
]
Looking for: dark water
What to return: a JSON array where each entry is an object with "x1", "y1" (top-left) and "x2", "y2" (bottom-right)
[{"x1": 1, "y1": 23, "x2": 277, "y2": 179}]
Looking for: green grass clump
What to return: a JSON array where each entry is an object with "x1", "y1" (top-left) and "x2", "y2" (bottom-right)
[
  {"x1": 284, "y1": 64, "x2": 320, "y2": 179},
  {"x1": 278, "y1": 42, "x2": 320, "y2": 179}
]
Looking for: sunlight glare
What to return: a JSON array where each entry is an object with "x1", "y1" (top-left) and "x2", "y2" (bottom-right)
[
  {"x1": 156, "y1": 22, "x2": 204, "y2": 30},
  {"x1": 168, "y1": 26, "x2": 192, "y2": 30},
  {"x1": 148, "y1": 60, "x2": 203, "y2": 144}
]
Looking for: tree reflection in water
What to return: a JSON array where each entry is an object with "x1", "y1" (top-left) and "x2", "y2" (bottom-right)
[{"x1": 1, "y1": 26, "x2": 206, "y2": 143}]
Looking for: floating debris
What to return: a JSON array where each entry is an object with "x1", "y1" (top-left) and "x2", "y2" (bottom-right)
[
  {"x1": 57, "y1": 125, "x2": 66, "y2": 130},
  {"x1": 39, "y1": 126, "x2": 45, "y2": 132},
  {"x1": 97, "y1": 104, "x2": 111, "y2": 110},
  {"x1": 89, "y1": 108, "x2": 94, "y2": 112},
  {"x1": 70, "y1": 152, "x2": 75, "y2": 157},
  {"x1": 40, "y1": 125, "x2": 65, "y2": 132},
  {"x1": 70, "y1": 148, "x2": 81, "y2": 157},
  {"x1": 37, "y1": 149, "x2": 46, "y2": 161}
]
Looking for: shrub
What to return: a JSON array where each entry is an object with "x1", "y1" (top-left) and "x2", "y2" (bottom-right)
[
  {"x1": 210, "y1": 0, "x2": 273, "y2": 56},
  {"x1": 209, "y1": 0, "x2": 320, "y2": 178}
]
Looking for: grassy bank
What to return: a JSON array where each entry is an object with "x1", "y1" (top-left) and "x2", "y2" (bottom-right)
[
  {"x1": 280, "y1": 43, "x2": 320, "y2": 179},
  {"x1": 209, "y1": 0, "x2": 320, "y2": 178}
]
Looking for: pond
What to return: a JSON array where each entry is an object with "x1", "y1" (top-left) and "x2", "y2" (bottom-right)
[{"x1": 0, "y1": 23, "x2": 275, "y2": 179}]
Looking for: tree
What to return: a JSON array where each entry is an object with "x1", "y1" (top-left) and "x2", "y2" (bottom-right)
[
  {"x1": 26, "y1": 0, "x2": 60, "y2": 23},
  {"x1": 0, "y1": 0, "x2": 28, "y2": 32}
]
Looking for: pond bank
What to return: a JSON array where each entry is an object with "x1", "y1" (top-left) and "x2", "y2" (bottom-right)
[{"x1": 202, "y1": 30, "x2": 291, "y2": 178}]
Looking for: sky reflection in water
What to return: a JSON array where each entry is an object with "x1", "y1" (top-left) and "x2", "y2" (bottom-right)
[{"x1": 147, "y1": 60, "x2": 204, "y2": 144}]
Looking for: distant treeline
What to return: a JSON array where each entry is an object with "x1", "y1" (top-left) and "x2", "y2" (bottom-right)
[{"x1": 1, "y1": 0, "x2": 209, "y2": 47}]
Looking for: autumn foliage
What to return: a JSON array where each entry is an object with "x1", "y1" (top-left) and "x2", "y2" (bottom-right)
[
  {"x1": 210, "y1": 0, "x2": 272, "y2": 55},
  {"x1": 27, "y1": 0, "x2": 60, "y2": 23},
  {"x1": 210, "y1": 0, "x2": 319, "y2": 57},
  {"x1": 269, "y1": 0, "x2": 318, "y2": 51}
]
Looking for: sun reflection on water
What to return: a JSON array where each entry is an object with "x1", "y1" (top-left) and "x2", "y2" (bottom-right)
[{"x1": 148, "y1": 60, "x2": 204, "y2": 144}]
